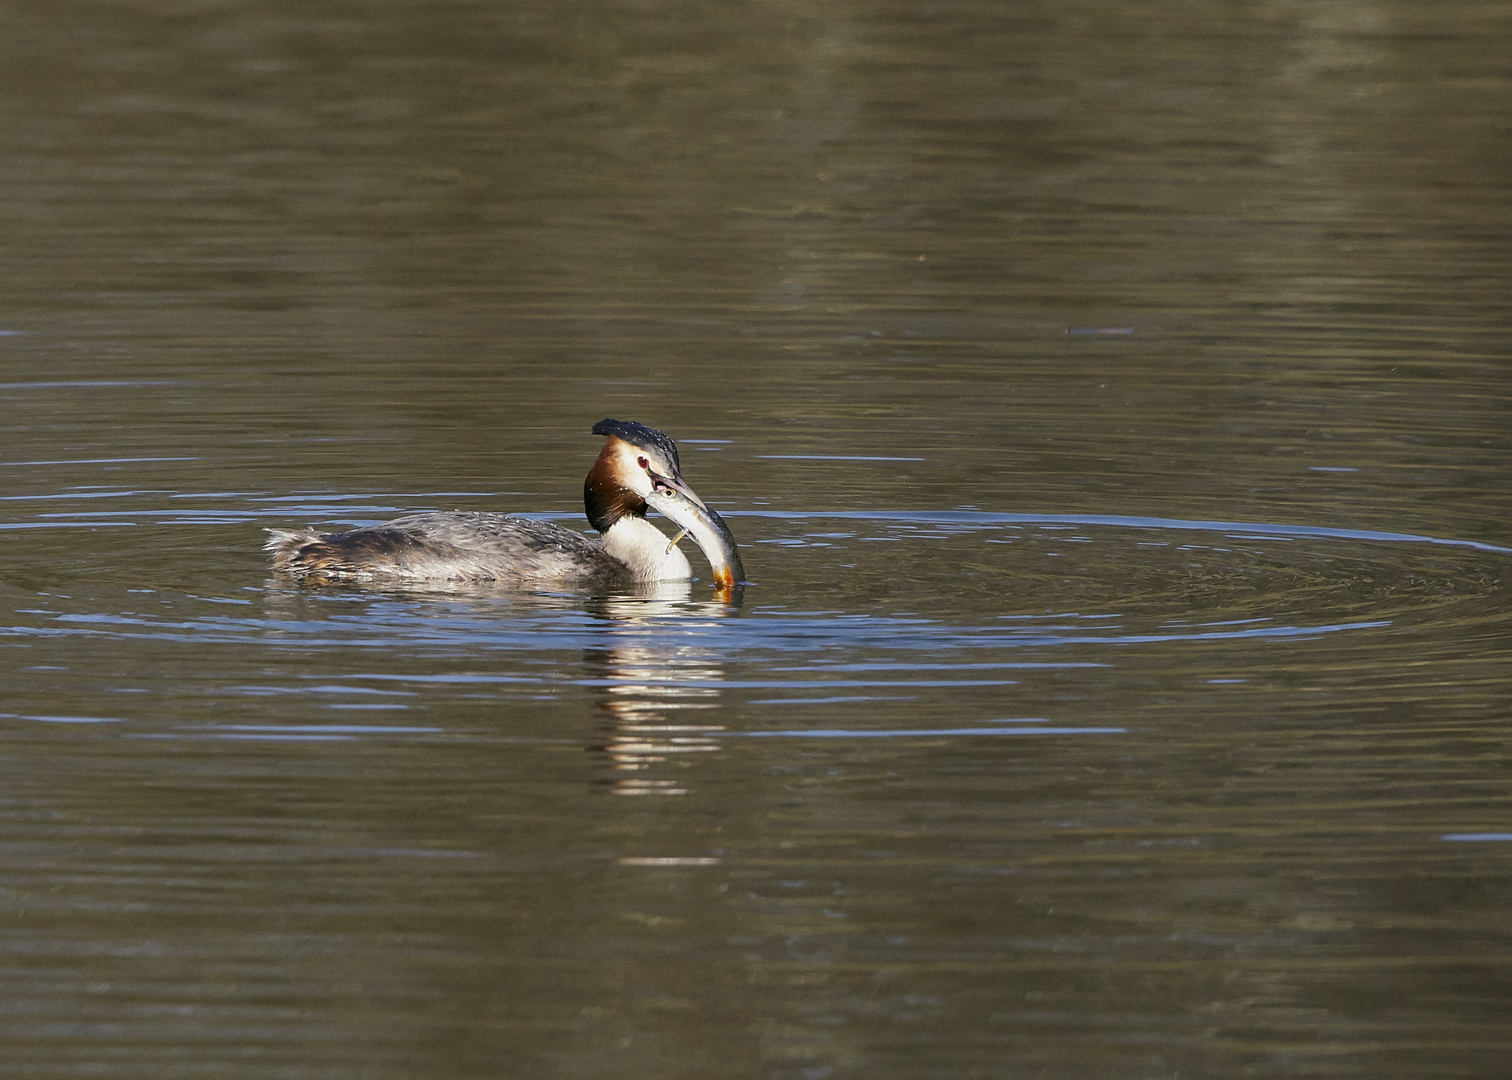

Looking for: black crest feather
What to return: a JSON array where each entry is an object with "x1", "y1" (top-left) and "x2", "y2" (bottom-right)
[{"x1": 591, "y1": 418, "x2": 681, "y2": 472}]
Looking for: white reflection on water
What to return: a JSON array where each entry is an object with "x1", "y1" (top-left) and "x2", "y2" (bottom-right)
[
  {"x1": 0, "y1": 712, "x2": 122, "y2": 724},
  {"x1": 587, "y1": 588, "x2": 742, "y2": 796},
  {"x1": 730, "y1": 726, "x2": 1126, "y2": 738}
]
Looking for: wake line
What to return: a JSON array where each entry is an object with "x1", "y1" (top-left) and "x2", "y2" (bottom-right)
[{"x1": 721, "y1": 510, "x2": 1512, "y2": 555}]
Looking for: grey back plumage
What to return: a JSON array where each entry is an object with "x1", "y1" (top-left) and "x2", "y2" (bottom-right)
[{"x1": 265, "y1": 512, "x2": 629, "y2": 585}]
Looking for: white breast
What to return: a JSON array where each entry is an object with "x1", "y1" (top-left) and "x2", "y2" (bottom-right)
[{"x1": 598, "y1": 515, "x2": 693, "y2": 581}]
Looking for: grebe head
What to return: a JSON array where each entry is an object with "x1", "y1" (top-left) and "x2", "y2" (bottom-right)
[
  {"x1": 584, "y1": 419, "x2": 690, "y2": 528},
  {"x1": 586, "y1": 418, "x2": 744, "y2": 589}
]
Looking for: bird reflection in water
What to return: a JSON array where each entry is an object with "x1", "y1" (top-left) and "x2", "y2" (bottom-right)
[{"x1": 585, "y1": 584, "x2": 741, "y2": 796}]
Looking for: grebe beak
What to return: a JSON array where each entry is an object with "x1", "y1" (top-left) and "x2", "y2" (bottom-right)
[{"x1": 645, "y1": 480, "x2": 745, "y2": 591}]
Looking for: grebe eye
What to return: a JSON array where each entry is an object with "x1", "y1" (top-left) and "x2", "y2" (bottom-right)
[{"x1": 638, "y1": 456, "x2": 649, "y2": 469}]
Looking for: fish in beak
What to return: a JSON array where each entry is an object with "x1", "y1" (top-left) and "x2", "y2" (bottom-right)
[{"x1": 645, "y1": 479, "x2": 745, "y2": 591}]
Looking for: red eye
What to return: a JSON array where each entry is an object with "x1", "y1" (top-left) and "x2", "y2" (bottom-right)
[{"x1": 638, "y1": 456, "x2": 649, "y2": 469}]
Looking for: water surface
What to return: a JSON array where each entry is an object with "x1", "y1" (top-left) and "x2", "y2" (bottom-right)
[{"x1": 1, "y1": 1, "x2": 1509, "y2": 1077}]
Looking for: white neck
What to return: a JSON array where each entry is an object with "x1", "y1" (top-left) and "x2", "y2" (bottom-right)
[{"x1": 600, "y1": 515, "x2": 693, "y2": 581}]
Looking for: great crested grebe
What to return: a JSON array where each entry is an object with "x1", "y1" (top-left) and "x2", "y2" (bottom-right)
[{"x1": 264, "y1": 419, "x2": 744, "y2": 590}]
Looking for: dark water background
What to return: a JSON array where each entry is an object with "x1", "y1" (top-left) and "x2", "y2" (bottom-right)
[{"x1": 1, "y1": 1, "x2": 1509, "y2": 1077}]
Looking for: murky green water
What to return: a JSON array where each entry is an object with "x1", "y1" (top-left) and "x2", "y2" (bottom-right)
[{"x1": 2, "y1": 1, "x2": 1509, "y2": 1077}]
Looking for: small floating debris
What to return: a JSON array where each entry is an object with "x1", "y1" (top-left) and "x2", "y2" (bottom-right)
[{"x1": 1066, "y1": 327, "x2": 1136, "y2": 335}]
